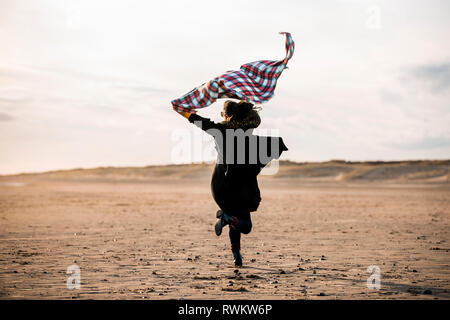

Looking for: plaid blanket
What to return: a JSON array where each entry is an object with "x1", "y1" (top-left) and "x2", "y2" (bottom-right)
[{"x1": 171, "y1": 32, "x2": 295, "y2": 113}]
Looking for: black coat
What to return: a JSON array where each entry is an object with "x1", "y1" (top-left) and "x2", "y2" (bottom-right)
[{"x1": 188, "y1": 113, "x2": 288, "y2": 216}]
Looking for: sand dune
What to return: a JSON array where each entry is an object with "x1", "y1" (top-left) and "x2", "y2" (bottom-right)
[{"x1": 1, "y1": 160, "x2": 449, "y2": 183}]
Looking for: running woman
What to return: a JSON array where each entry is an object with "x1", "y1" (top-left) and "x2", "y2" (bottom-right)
[{"x1": 176, "y1": 100, "x2": 288, "y2": 267}]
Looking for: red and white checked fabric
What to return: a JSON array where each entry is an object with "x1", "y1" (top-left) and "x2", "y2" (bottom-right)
[{"x1": 171, "y1": 32, "x2": 295, "y2": 113}]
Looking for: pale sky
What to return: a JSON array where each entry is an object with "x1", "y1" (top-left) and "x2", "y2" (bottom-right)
[{"x1": 1, "y1": 0, "x2": 449, "y2": 174}]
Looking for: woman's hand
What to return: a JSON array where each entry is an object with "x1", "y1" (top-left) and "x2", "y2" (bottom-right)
[{"x1": 174, "y1": 108, "x2": 191, "y2": 119}]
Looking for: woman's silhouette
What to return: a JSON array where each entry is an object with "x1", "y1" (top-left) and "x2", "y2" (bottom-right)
[{"x1": 176, "y1": 100, "x2": 288, "y2": 267}]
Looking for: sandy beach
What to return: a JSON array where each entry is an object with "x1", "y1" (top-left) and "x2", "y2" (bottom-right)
[{"x1": 0, "y1": 161, "x2": 449, "y2": 299}]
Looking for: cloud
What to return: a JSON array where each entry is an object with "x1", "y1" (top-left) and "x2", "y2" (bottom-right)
[
  {"x1": 0, "y1": 87, "x2": 30, "y2": 103},
  {"x1": 389, "y1": 135, "x2": 450, "y2": 150},
  {"x1": 0, "y1": 112, "x2": 14, "y2": 121},
  {"x1": 378, "y1": 88, "x2": 403, "y2": 104},
  {"x1": 409, "y1": 62, "x2": 450, "y2": 93}
]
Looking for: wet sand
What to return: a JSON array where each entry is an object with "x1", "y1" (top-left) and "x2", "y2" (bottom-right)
[{"x1": 0, "y1": 164, "x2": 449, "y2": 299}]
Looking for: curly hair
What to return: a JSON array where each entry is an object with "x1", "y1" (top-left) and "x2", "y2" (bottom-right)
[{"x1": 222, "y1": 100, "x2": 260, "y2": 129}]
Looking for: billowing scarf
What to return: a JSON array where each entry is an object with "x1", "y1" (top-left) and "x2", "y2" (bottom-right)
[{"x1": 171, "y1": 32, "x2": 295, "y2": 113}]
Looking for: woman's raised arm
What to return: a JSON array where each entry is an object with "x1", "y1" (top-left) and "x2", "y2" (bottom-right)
[{"x1": 173, "y1": 106, "x2": 225, "y2": 133}]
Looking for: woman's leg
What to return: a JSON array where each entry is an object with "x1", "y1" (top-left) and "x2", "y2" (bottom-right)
[
  {"x1": 229, "y1": 211, "x2": 252, "y2": 235},
  {"x1": 229, "y1": 226, "x2": 241, "y2": 252},
  {"x1": 228, "y1": 211, "x2": 252, "y2": 267}
]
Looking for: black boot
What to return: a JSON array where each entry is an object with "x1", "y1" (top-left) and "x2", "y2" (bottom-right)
[
  {"x1": 232, "y1": 250, "x2": 243, "y2": 267},
  {"x1": 215, "y1": 210, "x2": 235, "y2": 236}
]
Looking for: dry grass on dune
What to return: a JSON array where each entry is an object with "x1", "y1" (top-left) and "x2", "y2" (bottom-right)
[
  {"x1": 1, "y1": 160, "x2": 448, "y2": 183},
  {"x1": 273, "y1": 160, "x2": 450, "y2": 182}
]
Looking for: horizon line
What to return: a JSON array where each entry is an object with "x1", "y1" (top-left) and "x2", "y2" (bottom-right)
[{"x1": 1, "y1": 158, "x2": 450, "y2": 177}]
